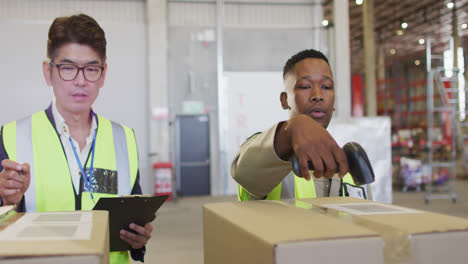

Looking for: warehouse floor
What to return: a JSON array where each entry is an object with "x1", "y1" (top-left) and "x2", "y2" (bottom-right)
[{"x1": 133, "y1": 179, "x2": 468, "y2": 264}]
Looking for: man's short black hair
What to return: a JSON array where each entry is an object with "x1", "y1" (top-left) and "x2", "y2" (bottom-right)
[
  {"x1": 282, "y1": 49, "x2": 330, "y2": 79},
  {"x1": 47, "y1": 14, "x2": 106, "y2": 63}
]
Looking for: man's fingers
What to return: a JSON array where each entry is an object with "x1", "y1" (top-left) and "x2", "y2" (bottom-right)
[
  {"x1": 1, "y1": 188, "x2": 20, "y2": 196},
  {"x1": 333, "y1": 147, "x2": 349, "y2": 178},
  {"x1": 0, "y1": 161, "x2": 30, "y2": 206},
  {"x1": 120, "y1": 232, "x2": 144, "y2": 249},
  {"x1": 1, "y1": 160, "x2": 22, "y2": 171},
  {"x1": 20, "y1": 163, "x2": 31, "y2": 175},
  {"x1": 120, "y1": 229, "x2": 145, "y2": 249},
  {"x1": 144, "y1": 222, "x2": 154, "y2": 234},
  {"x1": 297, "y1": 156, "x2": 311, "y2": 181},
  {"x1": 3, "y1": 170, "x2": 26, "y2": 184},
  {"x1": 5, "y1": 179, "x2": 23, "y2": 189},
  {"x1": 129, "y1": 223, "x2": 148, "y2": 237},
  {"x1": 125, "y1": 222, "x2": 152, "y2": 246},
  {"x1": 19, "y1": 164, "x2": 31, "y2": 189},
  {"x1": 321, "y1": 150, "x2": 337, "y2": 179},
  {"x1": 309, "y1": 156, "x2": 324, "y2": 179},
  {"x1": 0, "y1": 160, "x2": 30, "y2": 185}
]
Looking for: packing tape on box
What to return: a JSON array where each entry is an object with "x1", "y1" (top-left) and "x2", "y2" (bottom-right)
[{"x1": 291, "y1": 199, "x2": 411, "y2": 264}]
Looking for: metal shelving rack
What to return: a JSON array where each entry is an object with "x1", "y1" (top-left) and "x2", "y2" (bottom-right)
[
  {"x1": 425, "y1": 38, "x2": 468, "y2": 203},
  {"x1": 425, "y1": 67, "x2": 458, "y2": 203}
]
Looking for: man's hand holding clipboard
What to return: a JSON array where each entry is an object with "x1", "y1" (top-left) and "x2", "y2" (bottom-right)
[{"x1": 93, "y1": 194, "x2": 169, "y2": 251}]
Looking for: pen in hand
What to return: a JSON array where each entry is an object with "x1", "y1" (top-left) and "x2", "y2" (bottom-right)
[{"x1": 0, "y1": 160, "x2": 31, "y2": 206}]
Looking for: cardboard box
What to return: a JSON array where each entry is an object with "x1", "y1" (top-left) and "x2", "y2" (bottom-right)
[
  {"x1": 300, "y1": 197, "x2": 468, "y2": 264},
  {"x1": 0, "y1": 210, "x2": 109, "y2": 264},
  {"x1": 203, "y1": 200, "x2": 384, "y2": 264}
]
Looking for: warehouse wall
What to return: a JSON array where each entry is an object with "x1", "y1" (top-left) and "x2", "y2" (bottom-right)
[{"x1": 167, "y1": 0, "x2": 327, "y2": 195}]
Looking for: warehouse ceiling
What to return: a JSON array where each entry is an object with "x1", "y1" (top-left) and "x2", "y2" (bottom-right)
[{"x1": 323, "y1": 0, "x2": 468, "y2": 74}]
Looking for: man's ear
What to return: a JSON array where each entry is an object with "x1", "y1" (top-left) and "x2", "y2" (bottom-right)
[
  {"x1": 42, "y1": 61, "x2": 52, "y2": 86},
  {"x1": 280, "y1": 92, "x2": 290, "y2": 110},
  {"x1": 98, "y1": 62, "x2": 108, "y2": 88}
]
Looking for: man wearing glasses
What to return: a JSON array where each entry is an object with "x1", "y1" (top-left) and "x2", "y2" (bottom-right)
[{"x1": 0, "y1": 14, "x2": 151, "y2": 264}]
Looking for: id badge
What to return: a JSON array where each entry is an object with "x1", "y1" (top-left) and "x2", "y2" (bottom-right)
[{"x1": 83, "y1": 168, "x2": 118, "y2": 194}]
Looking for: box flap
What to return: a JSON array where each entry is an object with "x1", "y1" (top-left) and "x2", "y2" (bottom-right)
[{"x1": 204, "y1": 200, "x2": 379, "y2": 244}]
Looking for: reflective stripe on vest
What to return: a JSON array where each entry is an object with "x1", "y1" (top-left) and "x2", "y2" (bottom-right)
[
  {"x1": 280, "y1": 172, "x2": 295, "y2": 199},
  {"x1": 112, "y1": 121, "x2": 131, "y2": 196},
  {"x1": 16, "y1": 116, "x2": 37, "y2": 212},
  {"x1": 12, "y1": 112, "x2": 133, "y2": 212}
]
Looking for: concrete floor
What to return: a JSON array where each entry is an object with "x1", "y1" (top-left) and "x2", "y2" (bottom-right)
[{"x1": 134, "y1": 179, "x2": 468, "y2": 264}]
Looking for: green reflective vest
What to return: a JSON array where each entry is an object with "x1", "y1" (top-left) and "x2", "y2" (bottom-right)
[
  {"x1": 238, "y1": 172, "x2": 356, "y2": 201},
  {"x1": 2, "y1": 110, "x2": 139, "y2": 264}
]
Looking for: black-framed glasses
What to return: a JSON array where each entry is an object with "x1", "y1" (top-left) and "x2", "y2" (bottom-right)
[{"x1": 50, "y1": 62, "x2": 104, "y2": 82}]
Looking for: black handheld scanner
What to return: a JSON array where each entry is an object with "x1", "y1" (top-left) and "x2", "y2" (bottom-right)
[{"x1": 291, "y1": 142, "x2": 375, "y2": 185}]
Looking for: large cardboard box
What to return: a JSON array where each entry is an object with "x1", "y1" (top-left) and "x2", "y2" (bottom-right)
[
  {"x1": 300, "y1": 197, "x2": 468, "y2": 264},
  {"x1": 203, "y1": 200, "x2": 384, "y2": 264},
  {"x1": 0, "y1": 210, "x2": 109, "y2": 264}
]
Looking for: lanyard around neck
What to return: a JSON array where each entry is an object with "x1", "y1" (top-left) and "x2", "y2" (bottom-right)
[{"x1": 69, "y1": 126, "x2": 97, "y2": 200}]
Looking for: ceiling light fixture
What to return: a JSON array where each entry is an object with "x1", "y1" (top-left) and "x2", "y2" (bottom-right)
[
  {"x1": 321, "y1": 20, "x2": 329, "y2": 27},
  {"x1": 462, "y1": 23, "x2": 467, "y2": 29},
  {"x1": 419, "y1": 39, "x2": 425, "y2": 45},
  {"x1": 401, "y1": 22, "x2": 408, "y2": 29},
  {"x1": 415, "y1": 60, "x2": 421, "y2": 66},
  {"x1": 390, "y1": 49, "x2": 396, "y2": 55},
  {"x1": 447, "y1": 2, "x2": 454, "y2": 9},
  {"x1": 356, "y1": 0, "x2": 363, "y2": 5}
]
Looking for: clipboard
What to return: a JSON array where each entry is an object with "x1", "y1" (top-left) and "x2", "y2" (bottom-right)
[{"x1": 92, "y1": 195, "x2": 169, "y2": 251}]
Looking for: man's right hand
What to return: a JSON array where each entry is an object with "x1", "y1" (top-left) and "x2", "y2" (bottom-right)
[
  {"x1": 0, "y1": 160, "x2": 31, "y2": 206},
  {"x1": 274, "y1": 114, "x2": 349, "y2": 180}
]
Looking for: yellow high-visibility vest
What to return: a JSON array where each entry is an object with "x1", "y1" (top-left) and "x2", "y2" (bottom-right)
[{"x1": 2, "y1": 110, "x2": 139, "y2": 264}]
